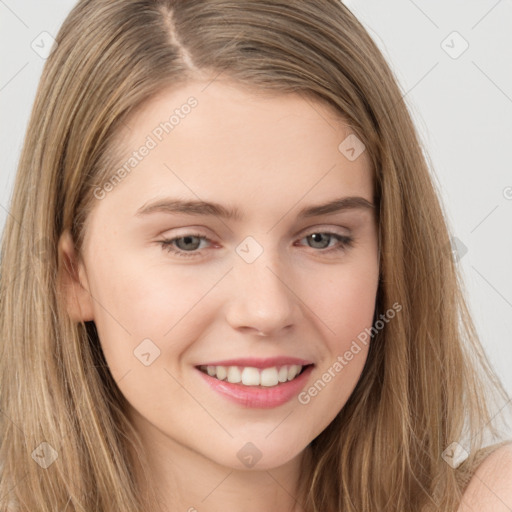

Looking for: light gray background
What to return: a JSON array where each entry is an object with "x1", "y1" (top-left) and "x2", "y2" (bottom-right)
[{"x1": 1, "y1": 1, "x2": 511, "y2": 421}]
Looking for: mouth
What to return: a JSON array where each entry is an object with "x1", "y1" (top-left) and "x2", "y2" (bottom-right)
[
  {"x1": 196, "y1": 363, "x2": 312, "y2": 388},
  {"x1": 195, "y1": 362, "x2": 315, "y2": 408}
]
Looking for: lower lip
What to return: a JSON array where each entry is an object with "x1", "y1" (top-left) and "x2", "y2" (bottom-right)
[{"x1": 196, "y1": 365, "x2": 314, "y2": 409}]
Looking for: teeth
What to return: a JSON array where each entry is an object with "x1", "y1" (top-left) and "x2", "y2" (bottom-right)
[
  {"x1": 241, "y1": 367, "x2": 260, "y2": 386},
  {"x1": 227, "y1": 366, "x2": 242, "y2": 383},
  {"x1": 278, "y1": 366, "x2": 288, "y2": 383},
  {"x1": 260, "y1": 368, "x2": 279, "y2": 387},
  {"x1": 216, "y1": 366, "x2": 227, "y2": 381},
  {"x1": 200, "y1": 364, "x2": 305, "y2": 387},
  {"x1": 288, "y1": 365, "x2": 299, "y2": 380}
]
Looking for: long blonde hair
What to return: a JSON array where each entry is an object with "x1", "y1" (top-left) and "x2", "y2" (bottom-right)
[{"x1": 1, "y1": 1, "x2": 510, "y2": 510}]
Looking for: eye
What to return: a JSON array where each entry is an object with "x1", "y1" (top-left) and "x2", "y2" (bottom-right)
[
  {"x1": 158, "y1": 230, "x2": 354, "y2": 259},
  {"x1": 160, "y1": 233, "x2": 212, "y2": 258},
  {"x1": 296, "y1": 231, "x2": 354, "y2": 253}
]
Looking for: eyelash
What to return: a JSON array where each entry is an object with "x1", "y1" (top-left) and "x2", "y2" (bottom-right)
[{"x1": 159, "y1": 230, "x2": 354, "y2": 259}]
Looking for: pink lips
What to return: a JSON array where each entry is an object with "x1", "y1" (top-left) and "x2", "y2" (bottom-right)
[
  {"x1": 197, "y1": 356, "x2": 314, "y2": 368},
  {"x1": 195, "y1": 357, "x2": 314, "y2": 409}
]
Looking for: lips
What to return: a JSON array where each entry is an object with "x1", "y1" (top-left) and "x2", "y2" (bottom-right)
[
  {"x1": 195, "y1": 357, "x2": 315, "y2": 408},
  {"x1": 196, "y1": 356, "x2": 314, "y2": 369},
  {"x1": 195, "y1": 357, "x2": 313, "y2": 387}
]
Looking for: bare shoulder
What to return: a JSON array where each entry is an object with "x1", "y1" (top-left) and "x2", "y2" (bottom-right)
[{"x1": 457, "y1": 442, "x2": 512, "y2": 512}]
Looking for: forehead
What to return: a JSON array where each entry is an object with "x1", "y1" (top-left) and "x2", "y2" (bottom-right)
[{"x1": 90, "y1": 79, "x2": 374, "y2": 227}]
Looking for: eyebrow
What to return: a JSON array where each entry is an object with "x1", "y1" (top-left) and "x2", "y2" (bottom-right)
[{"x1": 135, "y1": 196, "x2": 375, "y2": 221}]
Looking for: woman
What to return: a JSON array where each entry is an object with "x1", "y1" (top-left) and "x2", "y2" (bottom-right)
[{"x1": 0, "y1": 1, "x2": 511, "y2": 511}]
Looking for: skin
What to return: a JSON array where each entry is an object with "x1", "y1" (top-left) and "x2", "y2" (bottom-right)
[
  {"x1": 59, "y1": 78, "x2": 380, "y2": 512},
  {"x1": 457, "y1": 444, "x2": 512, "y2": 512}
]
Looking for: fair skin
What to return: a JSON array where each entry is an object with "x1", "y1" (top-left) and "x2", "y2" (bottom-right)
[
  {"x1": 58, "y1": 78, "x2": 512, "y2": 511},
  {"x1": 457, "y1": 443, "x2": 512, "y2": 512},
  {"x1": 59, "y1": 79, "x2": 379, "y2": 511}
]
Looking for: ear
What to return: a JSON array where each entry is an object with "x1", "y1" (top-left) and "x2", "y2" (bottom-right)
[{"x1": 57, "y1": 229, "x2": 95, "y2": 322}]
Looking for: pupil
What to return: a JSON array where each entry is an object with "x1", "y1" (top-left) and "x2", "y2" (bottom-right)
[
  {"x1": 310, "y1": 233, "x2": 328, "y2": 248},
  {"x1": 178, "y1": 236, "x2": 199, "y2": 250}
]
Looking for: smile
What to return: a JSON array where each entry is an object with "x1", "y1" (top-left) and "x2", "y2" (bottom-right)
[{"x1": 198, "y1": 364, "x2": 308, "y2": 387}]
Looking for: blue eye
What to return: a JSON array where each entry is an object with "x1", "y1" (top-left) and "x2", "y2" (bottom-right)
[
  {"x1": 160, "y1": 233, "x2": 209, "y2": 258},
  {"x1": 159, "y1": 231, "x2": 354, "y2": 259},
  {"x1": 301, "y1": 232, "x2": 353, "y2": 251}
]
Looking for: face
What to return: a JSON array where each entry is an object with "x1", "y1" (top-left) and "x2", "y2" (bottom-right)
[{"x1": 61, "y1": 79, "x2": 379, "y2": 471}]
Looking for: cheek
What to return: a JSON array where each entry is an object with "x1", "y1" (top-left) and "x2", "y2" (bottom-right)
[
  {"x1": 301, "y1": 259, "x2": 378, "y2": 348},
  {"x1": 296, "y1": 341, "x2": 369, "y2": 442},
  {"x1": 84, "y1": 248, "x2": 229, "y2": 381},
  {"x1": 294, "y1": 269, "x2": 377, "y2": 436},
  {"x1": 293, "y1": 259, "x2": 377, "y2": 414}
]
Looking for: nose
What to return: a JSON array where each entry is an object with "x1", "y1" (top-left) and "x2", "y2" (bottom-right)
[{"x1": 224, "y1": 250, "x2": 301, "y2": 337}]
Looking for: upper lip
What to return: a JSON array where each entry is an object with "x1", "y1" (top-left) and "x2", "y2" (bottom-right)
[{"x1": 196, "y1": 357, "x2": 314, "y2": 369}]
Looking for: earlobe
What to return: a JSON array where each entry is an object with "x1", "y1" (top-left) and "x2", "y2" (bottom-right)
[{"x1": 57, "y1": 229, "x2": 95, "y2": 322}]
